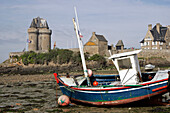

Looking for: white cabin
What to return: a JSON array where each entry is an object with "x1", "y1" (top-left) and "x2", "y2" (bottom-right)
[{"x1": 109, "y1": 50, "x2": 142, "y2": 85}]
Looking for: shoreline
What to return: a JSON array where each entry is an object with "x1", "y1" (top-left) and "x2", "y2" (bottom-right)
[
  {"x1": 0, "y1": 74, "x2": 55, "y2": 85},
  {"x1": 0, "y1": 70, "x2": 118, "y2": 85}
]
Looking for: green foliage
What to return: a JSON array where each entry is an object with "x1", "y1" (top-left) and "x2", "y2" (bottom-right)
[
  {"x1": 88, "y1": 54, "x2": 107, "y2": 68},
  {"x1": 57, "y1": 49, "x2": 73, "y2": 64},
  {"x1": 19, "y1": 49, "x2": 107, "y2": 68},
  {"x1": 71, "y1": 52, "x2": 81, "y2": 64},
  {"x1": 88, "y1": 54, "x2": 106, "y2": 62},
  {"x1": 20, "y1": 49, "x2": 75, "y2": 65}
]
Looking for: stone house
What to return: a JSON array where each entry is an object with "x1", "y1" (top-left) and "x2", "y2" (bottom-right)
[
  {"x1": 140, "y1": 23, "x2": 170, "y2": 50},
  {"x1": 84, "y1": 32, "x2": 109, "y2": 56}
]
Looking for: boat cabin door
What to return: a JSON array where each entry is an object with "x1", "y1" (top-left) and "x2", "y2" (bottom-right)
[{"x1": 109, "y1": 50, "x2": 142, "y2": 85}]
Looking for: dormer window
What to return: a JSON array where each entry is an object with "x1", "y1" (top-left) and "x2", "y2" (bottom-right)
[{"x1": 145, "y1": 37, "x2": 151, "y2": 41}]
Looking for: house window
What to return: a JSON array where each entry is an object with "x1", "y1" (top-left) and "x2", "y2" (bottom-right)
[
  {"x1": 152, "y1": 41, "x2": 157, "y2": 45},
  {"x1": 145, "y1": 42, "x2": 149, "y2": 45},
  {"x1": 141, "y1": 43, "x2": 144, "y2": 46},
  {"x1": 160, "y1": 42, "x2": 163, "y2": 45},
  {"x1": 144, "y1": 42, "x2": 146, "y2": 46},
  {"x1": 169, "y1": 42, "x2": 170, "y2": 45},
  {"x1": 94, "y1": 38, "x2": 96, "y2": 42},
  {"x1": 152, "y1": 47, "x2": 157, "y2": 49},
  {"x1": 118, "y1": 58, "x2": 132, "y2": 70},
  {"x1": 160, "y1": 47, "x2": 162, "y2": 50}
]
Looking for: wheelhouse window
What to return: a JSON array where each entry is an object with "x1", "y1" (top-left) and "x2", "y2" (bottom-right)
[{"x1": 118, "y1": 58, "x2": 132, "y2": 70}]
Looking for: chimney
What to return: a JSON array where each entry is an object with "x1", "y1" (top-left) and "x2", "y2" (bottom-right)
[
  {"x1": 148, "y1": 24, "x2": 152, "y2": 31},
  {"x1": 92, "y1": 32, "x2": 96, "y2": 35},
  {"x1": 156, "y1": 23, "x2": 161, "y2": 33}
]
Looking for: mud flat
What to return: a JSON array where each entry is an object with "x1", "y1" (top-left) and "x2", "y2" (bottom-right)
[{"x1": 1, "y1": 74, "x2": 170, "y2": 112}]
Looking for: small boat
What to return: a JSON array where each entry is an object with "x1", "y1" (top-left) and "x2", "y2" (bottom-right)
[
  {"x1": 145, "y1": 64, "x2": 155, "y2": 71},
  {"x1": 53, "y1": 8, "x2": 170, "y2": 106}
]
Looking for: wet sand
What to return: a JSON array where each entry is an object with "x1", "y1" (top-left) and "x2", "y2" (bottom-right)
[{"x1": 1, "y1": 74, "x2": 170, "y2": 112}]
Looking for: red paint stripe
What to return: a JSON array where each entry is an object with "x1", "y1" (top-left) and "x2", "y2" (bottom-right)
[
  {"x1": 71, "y1": 86, "x2": 131, "y2": 91},
  {"x1": 70, "y1": 89, "x2": 168, "y2": 106},
  {"x1": 140, "y1": 78, "x2": 168, "y2": 86},
  {"x1": 53, "y1": 73, "x2": 59, "y2": 83},
  {"x1": 152, "y1": 85, "x2": 167, "y2": 92},
  {"x1": 57, "y1": 76, "x2": 168, "y2": 91}
]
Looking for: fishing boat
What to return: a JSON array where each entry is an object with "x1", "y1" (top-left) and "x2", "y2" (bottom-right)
[{"x1": 53, "y1": 8, "x2": 170, "y2": 106}]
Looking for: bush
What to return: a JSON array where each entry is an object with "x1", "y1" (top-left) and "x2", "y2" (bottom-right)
[
  {"x1": 20, "y1": 49, "x2": 74, "y2": 65},
  {"x1": 19, "y1": 49, "x2": 107, "y2": 69},
  {"x1": 57, "y1": 49, "x2": 73, "y2": 64},
  {"x1": 88, "y1": 54, "x2": 105, "y2": 62},
  {"x1": 88, "y1": 54, "x2": 107, "y2": 68}
]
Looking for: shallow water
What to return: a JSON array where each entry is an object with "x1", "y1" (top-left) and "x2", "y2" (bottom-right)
[{"x1": 1, "y1": 80, "x2": 170, "y2": 113}]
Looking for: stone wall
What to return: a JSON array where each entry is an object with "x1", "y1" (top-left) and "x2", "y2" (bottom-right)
[
  {"x1": 84, "y1": 46, "x2": 99, "y2": 56},
  {"x1": 138, "y1": 50, "x2": 170, "y2": 62},
  {"x1": 98, "y1": 41, "x2": 108, "y2": 56},
  {"x1": 9, "y1": 52, "x2": 25, "y2": 58}
]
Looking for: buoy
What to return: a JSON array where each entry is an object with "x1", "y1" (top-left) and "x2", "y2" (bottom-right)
[
  {"x1": 148, "y1": 75, "x2": 152, "y2": 80},
  {"x1": 93, "y1": 81, "x2": 98, "y2": 86},
  {"x1": 58, "y1": 95, "x2": 70, "y2": 106},
  {"x1": 88, "y1": 69, "x2": 93, "y2": 77}
]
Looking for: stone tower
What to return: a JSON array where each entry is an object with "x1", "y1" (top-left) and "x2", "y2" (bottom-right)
[
  {"x1": 28, "y1": 17, "x2": 52, "y2": 52},
  {"x1": 116, "y1": 40, "x2": 124, "y2": 51}
]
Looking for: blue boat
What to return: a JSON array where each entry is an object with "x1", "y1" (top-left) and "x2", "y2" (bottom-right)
[
  {"x1": 55, "y1": 75, "x2": 169, "y2": 106},
  {"x1": 53, "y1": 8, "x2": 170, "y2": 106}
]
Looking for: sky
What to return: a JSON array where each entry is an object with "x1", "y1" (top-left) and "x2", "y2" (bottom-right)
[{"x1": 1, "y1": 0, "x2": 170, "y2": 63}]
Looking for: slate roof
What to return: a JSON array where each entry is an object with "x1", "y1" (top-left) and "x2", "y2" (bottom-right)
[
  {"x1": 140, "y1": 39, "x2": 144, "y2": 43},
  {"x1": 30, "y1": 17, "x2": 49, "y2": 29},
  {"x1": 116, "y1": 40, "x2": 124, "y2": 46},
  {"x1": 95, "y1": 34, "x2": 108, "y2": 42},
  {"x1": 150, "y1": 26, "x2": 167, "y2": 42},
  {"x1": 140, "y1": 24, "x2": 167, "y2": 43}
]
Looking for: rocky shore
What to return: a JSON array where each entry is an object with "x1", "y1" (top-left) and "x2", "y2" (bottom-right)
[
  {"x1": 1, "y1": 74, "x2": 170, "y2": 113},
  {"x1": 0, "y1": 64, "x2": 83, "y2": 75},
  {"x1": 1, "y1": 59, "x2": 170, "y2": 112}
]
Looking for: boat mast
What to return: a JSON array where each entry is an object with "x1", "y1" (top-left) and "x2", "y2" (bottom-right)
[{"x1": 73, "y1": 7, "x2": 91, "y2": 86}]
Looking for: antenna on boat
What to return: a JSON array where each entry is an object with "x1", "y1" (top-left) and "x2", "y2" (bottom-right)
[{"x1": 73, "y1": 7, "x2": 91, "y2": 86}]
